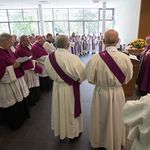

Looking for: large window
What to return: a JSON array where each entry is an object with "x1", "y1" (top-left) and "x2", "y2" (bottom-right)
[
  {"x1": 0, "y1": 10, "x2": 9, "y2": 34},
  {"x1": 23, "y1": 9, "x2": 38, "y2": 21},
  {"x1": 0, "y1": 23, "x2": 9, "y2": 34},
  {"x1": 0, "y1": 10, "x2": 8, "y2": 22},
  {"x1": 100, "y1": 8, "x2": 114, "y2": 20},
  {"x1": 54, "y1": 21, "x2": 68, "y2": 35},
  {"x1": 70, "y1": 22, "x2": 83, "y2": 35},
  {"x1": 106, "y1": 9, "x2": 114, "y2": 20},
  {"x1": 0, "y1": 8, "x2": 115, "y2": 36},
  {"x1": 0, "y1": 9, "x2": 39, "y2": 36},
  {"x1": 84, "y1": 9, "x2": 99, "y2": 20},
  {"x1": 45, "y1": 22, "x2": 53, "y2": 34},
  {"x1": 99, "y1": 21, "x2": 102, "y2": 33},
  {"x1": 54, "y1": 9, "x2": 68, "y2": 20},
  {"x1": 69, "y1": 9, "x2": 83, "y2": 20},
  {"x1": 10, "y1": 22, "x2": 39, "y2": 35},
  {"x1": 99, "y1": 8, "x2": 114, "y2": 30},
  {"x1": 85, "y1": 22, "x2": 99, "y2": 35},
  {"x1": 106, "y1": 21, "x2": 114, "y2": 30},
  {"x1": 8, "y1": 10, "x2": 23, "y2": 21},
  {"x1": 43, "y1": 9, "x2": 53, "y2": 21}
]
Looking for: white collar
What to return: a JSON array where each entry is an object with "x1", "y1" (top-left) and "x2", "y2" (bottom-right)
[
  {"x1": 106, "y1": 46, "x2": 118, "y2": 52},
  {"x1": 57, "y1": 48, "x2": 70, "y2": 53}
]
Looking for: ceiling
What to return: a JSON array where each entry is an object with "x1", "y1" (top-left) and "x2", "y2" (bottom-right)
[{"x1": 0, "y1": 0, "x2": 119, "y2": 9}]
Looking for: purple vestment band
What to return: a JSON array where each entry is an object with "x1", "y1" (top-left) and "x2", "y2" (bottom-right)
[
  {"x1": 49, "y1": 52, "x2": 81, "y2": 118},
  {"x1": 0, "y1": 48, "x2": 24, "y2": 79},
  {"x1": 34, "y1": 63, "x2": 43, "y2": 74},
  {"x1": 99, "y1": 51, "x2": 125, "y2": 84}
]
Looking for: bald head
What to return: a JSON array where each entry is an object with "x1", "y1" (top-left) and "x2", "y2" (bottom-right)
[
  {"x1": 104, "y1": 29, "x2": 119, "y2": 47},
  {"x1": 56, "y1": 35, "x2": 69, "y2": 49}
]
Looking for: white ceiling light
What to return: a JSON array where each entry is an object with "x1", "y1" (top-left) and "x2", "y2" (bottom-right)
[
  {"x1": 38, "y1": 0, "x2": 49, "y2": 4},
  {"x1": 92, "y1": 0, "x2": 107, "y2": 3},
  {"x1": 92, "y1": 0, "x2": 101, "y2": 3}
]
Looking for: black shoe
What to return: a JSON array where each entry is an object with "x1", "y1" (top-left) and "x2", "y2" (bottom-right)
[{"x1": 69, "y1": 132, "x2": 82, "y2": 142}]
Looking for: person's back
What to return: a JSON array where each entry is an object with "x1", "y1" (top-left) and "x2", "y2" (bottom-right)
[
  {"x1": 85, "y1": 29, "x2": 133, "y2": 150},
  {"x1": 136, "y1": 34, "x2": 150, "y2": 96},
  {"x1": 44, "y1": 35, "x2": 85, "y2": 140},
  {"x1": 123, "y1": 94, "x2": 150, "y2": 150}
]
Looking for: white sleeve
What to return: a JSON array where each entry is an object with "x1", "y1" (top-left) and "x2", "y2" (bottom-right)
[
  {"x1": 37, "y1": 55, "x2": 48, "y2": 64},
  {"x1": 123, "y1": 95, "x2": 150, "y2": 144},
  {"x1": 85, "y1": 55, "x2": 97, "y2": 84},
  {"x1": 1, "y1": 65, "x2": 17, "y2": 83}
]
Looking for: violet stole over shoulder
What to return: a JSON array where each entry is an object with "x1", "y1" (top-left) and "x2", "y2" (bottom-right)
[
  {"x1": 49, "y1": 52, "x2": 81, "y2": 118},
  {"x1": 99, "y1": 51, "x2": 125, "y2": 84}
]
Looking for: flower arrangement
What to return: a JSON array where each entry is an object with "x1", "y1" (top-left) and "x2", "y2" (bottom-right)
[{"x1": 130, "y1": 39, "x2": 146, "y2": 49}]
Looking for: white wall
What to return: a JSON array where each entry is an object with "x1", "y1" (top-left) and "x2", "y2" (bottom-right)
[{"x1": 113, "y1": 0, "x2": 141, "y2": 45}]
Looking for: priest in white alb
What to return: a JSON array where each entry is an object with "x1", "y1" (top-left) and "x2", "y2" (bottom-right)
[
  {"x1": 85, "y1": 29, "x2": 133, "y2": 150},
  {"x1": 44, "y1": 35, "x2": 86, "y2": 140}
]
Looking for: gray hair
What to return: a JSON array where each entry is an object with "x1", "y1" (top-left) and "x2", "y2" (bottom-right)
[
  {"x1": 104, "y1": 29, "x2": 119, "y2": 46},
  {"x1": 19, "y1": 35, "x2": 28, "y2": 42},
  {"x1": 55, "y1": 35, "x2": 69, "y2": 49},
  {"x1": 0, "y1": 33, "x2": 12, "y2": 43}
]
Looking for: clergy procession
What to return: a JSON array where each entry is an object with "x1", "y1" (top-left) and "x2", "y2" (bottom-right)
[
  {"x1": 0, "y1": 28, "x2": 150, "y2": 150},
  {"x1": 69, "y1": 32, "x2": 104, "y2": 56}
]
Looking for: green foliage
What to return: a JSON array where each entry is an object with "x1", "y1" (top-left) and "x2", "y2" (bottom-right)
[
  {"x1": 85, "y1": 22, "x2": 98, "y2": 34},
  {"x1": 10, "y1": 13, "x2": 37, "y2": 36},
  {"x1": 84, "y1": 9, "x2": 98, "y2": 20},
  {"x1": 11, "y1": 22, "x2": 37, "y2": 36}
]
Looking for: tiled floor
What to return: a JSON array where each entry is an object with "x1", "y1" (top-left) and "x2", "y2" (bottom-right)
[{"x1": 0, "y1": 54, "x2": 138, "y2": 150}]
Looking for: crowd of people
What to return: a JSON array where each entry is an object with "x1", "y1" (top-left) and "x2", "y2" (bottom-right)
[
  {"x1": 0, "y1": 29, "x2": 150, "y2": 150},
  {"x1": 69, "y1": 32, "x2": 104, "y2": 55},
  {"x1": 0, "y1": 33, "x2": 53, "y2": 130}
]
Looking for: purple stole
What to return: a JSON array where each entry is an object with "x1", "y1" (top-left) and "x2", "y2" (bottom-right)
[
  {"x1": 49, "y1": 52, "x2": 81, "y2": 118},
  {"x1": 34, "y1": 63, "x2": 43, "y2": 74},
  {"x1": 31, "y1": 42, "x2": 48, "y2": 60},
  {"x1": 145, "y1": 44, "x2": 150, "y2": 53},
  {"x1": 10, "y1": 50, "x2": 24, "y2": 78},
  {"x1": 99, "y1": 51, "x2": 125, "y2": 84},
  {"x1": 16, "y1": 45, "x2": 42, "y2": 74},
  {"x1": 0, "y1": 48, "x2": 23, "y2": 79},
  {"x1": 16, "y1": 45, "x2": 34, "y2": 70}
]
